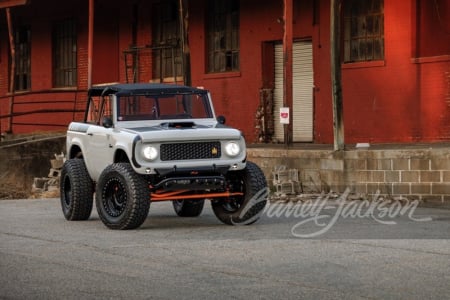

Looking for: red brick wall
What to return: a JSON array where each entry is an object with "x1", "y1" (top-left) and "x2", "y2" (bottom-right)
[
  {"x1": 338, "y1": 1, "x2": 450, "y2": 143},
  {"x1": 312, "y1": 0, "x2": 333, "y2": 143},
  {"x1": 1, "y1": 0, "x2": 449, "y2": 145},
  {"x1": 0, "y1": 0, "x2": 88, "y2": 134},
  {"x1": 92, "y1": 2, "x2": 120, "y2": 85},
  {"x1": 190, "y1": 0, "x2": 315, "y2": 141}
]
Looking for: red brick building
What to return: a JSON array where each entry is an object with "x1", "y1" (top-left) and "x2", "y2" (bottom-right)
[{"x1": 0, "y1": 0, "x2": 449, "y2": 144}]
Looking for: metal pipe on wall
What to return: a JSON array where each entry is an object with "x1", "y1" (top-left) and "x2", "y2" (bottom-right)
[
  {"x1": 87, "y1": 0, "x2": 94, "y2": 88},
  {"x1": 179, "y1": 0, "x2": 191, "y2": 86},
  {"x1": 283, "y1": 0, "x2": 293, "y2": 145},
  {"x1": 6, "y1": 7, "x2": 15, "y2": 133}
]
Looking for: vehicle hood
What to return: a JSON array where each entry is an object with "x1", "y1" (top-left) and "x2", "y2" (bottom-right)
[{"x1": 121, "y1": 123, "x2": 243, "y2": 142}]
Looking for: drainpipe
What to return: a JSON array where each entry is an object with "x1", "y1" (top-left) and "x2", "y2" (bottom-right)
[
  {"x1": 330, "y1": 0, "x2": 345, "y2": 150},
  {"x1": 87, "y1": 0, "x2": 94, "y2": 88},
  {"x1": 6, "y1": 7, "x2": 15, "y2": 133},
  {"x1": 283, "y1": 0, "x2": 293, "y2": 145},
  {"x1": 179, "y1": 0, "x2": 191, "y2": 86}
]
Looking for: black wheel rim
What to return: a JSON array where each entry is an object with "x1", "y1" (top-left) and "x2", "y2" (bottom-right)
[
  {"x1": 173, "y1": 200, "x2": 183, "y2": 211},
  {"x1": 63, "y1": 175, "x2": 72, "y2": 208},
  {"x1": 102, "y1": 177, "x2": 127, "y2": 217},
  {"x1": 222, "y1": 175, "x2": 245, "y2": 213}
]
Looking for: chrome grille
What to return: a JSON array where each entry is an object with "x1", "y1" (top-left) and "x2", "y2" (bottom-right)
[{"x1": 160, "y1": 142, "x2": 221, "y2": 161}]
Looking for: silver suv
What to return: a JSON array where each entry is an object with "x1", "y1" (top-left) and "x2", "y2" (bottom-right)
[{"x1": 60, "y1": 83, "x2": 267, "y2": 229}]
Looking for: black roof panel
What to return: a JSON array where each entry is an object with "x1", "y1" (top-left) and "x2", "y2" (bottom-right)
[{"x1": 88, "y1": 83, "x2": 208, "y2": 97}]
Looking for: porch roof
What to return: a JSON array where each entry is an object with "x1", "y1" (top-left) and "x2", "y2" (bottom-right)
[{"x1": 0, "y1": 0, "x2": 29, "y2": 9}]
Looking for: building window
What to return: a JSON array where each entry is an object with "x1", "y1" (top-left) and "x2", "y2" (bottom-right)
[
  {"x1": 207, "y1": 0, "x2": 240, "y2": 73},
  {"x1": 343, "y1": 0, "x2": 384, "y2": 63},
  {"x1": 11, "y1": 25, "x2": 31, "y2": 91},
  {"x1": 53, "y1": 19, "x2": 77, "y2": 87},
  {"x1": 152, "y1": 0, "x2": 182, "y2": 82}
]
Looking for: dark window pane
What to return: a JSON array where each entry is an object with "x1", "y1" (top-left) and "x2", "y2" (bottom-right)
[
  {"x1": 152, "y1": 0, "x2": 182, "y2": 82},
  {"x1": 53, "y1": 19, "x2": 77, "y2": 87},
  {"x1": 12, "y1": 25, "x2": 31, "y2": 91},
  {"x1": 343, "y1": 0, "x2": 384, "y2": 63},
  {"x1": 207, "y1": 0, "x2": 240, "y2": 73}
]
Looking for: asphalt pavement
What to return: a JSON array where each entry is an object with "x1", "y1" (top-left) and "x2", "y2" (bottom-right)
[{"x1": 0, "y1": 198, "x2": 449, "y2": 299}]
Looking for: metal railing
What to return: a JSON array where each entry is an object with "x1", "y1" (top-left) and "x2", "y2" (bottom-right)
[{"x1": 0, "y1": 88, "x2": 87, "y2": 133}]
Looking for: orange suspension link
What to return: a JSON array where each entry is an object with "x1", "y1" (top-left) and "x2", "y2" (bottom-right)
[{"x1": 150, "y1": 190, "x2": 243, "y2": 201}]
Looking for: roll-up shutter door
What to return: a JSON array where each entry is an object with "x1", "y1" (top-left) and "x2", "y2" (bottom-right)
[{"x1": 274, "y1": 41, "x2": 313, "y2": 142}]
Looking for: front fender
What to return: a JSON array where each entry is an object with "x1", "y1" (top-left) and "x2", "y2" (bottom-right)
[
  {"x1": 113, "y1": 142, "x2": 134, "y2": 165},
  {"x1": 67, "y1": 136, "x2": 86, "y2": 159}
]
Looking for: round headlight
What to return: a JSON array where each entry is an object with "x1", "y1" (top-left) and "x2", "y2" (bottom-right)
[
  {"x1": 142, "y1": 146, "x2": 158, "y2": 161},
  {"x1": 225, "y1": 142, "x2": 240, "y2": 157}
]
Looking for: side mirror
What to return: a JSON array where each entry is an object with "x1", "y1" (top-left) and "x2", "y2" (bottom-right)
[
  {"x1": 217, "y1": 115, "x2": 226, "y2": 125},
  {"x1": 102, "y1": 116, "x2": 113, "y2": 128}
]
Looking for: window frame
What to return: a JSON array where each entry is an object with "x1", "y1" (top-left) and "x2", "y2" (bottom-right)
[
  {"x1": 52, "y1": 19, "x2": 78, "y2": 88},
  {"x1": 151, "y1": 0, "x2": 183, "y2": 83},
  {"x1": 11, "y1": 25, "x2": 31, "y2": 92},
  {"x1": 206, "y1": 0, "x2": 240, "y2": 73},
  {"x1": 343, "y1": 0, "x2": 384, "y2": 64}
]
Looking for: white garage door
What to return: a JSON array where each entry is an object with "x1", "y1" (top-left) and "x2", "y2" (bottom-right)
[{"x1": 274, "y1": 41, "x2": 314, "y2": 142}]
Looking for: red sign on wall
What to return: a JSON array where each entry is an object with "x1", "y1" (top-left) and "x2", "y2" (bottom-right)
[{"x1": 280, "y1": 107, "x2": 289, "y2": 124}]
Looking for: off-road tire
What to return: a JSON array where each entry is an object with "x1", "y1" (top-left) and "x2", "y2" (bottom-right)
[
  {"x1": 211, "y1": 161, "x2": 268, "y2": 225},
  {"x1": 172, "y1": 199, "x2": 205, "y2": 217},
  {"x1": 60, "y1": 159, "x2": 94, "y2": 220},
  {"x1": 95, "y1": 163, "x2": 150, "y2": 230}
]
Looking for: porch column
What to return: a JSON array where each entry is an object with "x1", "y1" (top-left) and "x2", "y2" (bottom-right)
[
  {"x1": 0, "y1": 0, "x2": 31, "y2": 133},
  {"x1": 283, "y1": 0, "x2": 293, "y2": 145},
  {"x1": 6, "y1": 7, "x2": 15, "y2": 133}
]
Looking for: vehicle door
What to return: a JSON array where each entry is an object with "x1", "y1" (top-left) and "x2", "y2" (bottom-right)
[{"x1": 84, "y1": 95, "x2": 115, "y2": 181}]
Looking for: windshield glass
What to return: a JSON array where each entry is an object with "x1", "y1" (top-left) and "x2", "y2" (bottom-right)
[{"x1": 116, "y1": 93, "x2": 213, "y2": 121}]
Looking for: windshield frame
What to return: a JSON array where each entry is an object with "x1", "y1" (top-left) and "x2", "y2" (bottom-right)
[{"x1": 115, "y1": 92, "x2": 214, "y2": 122}]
